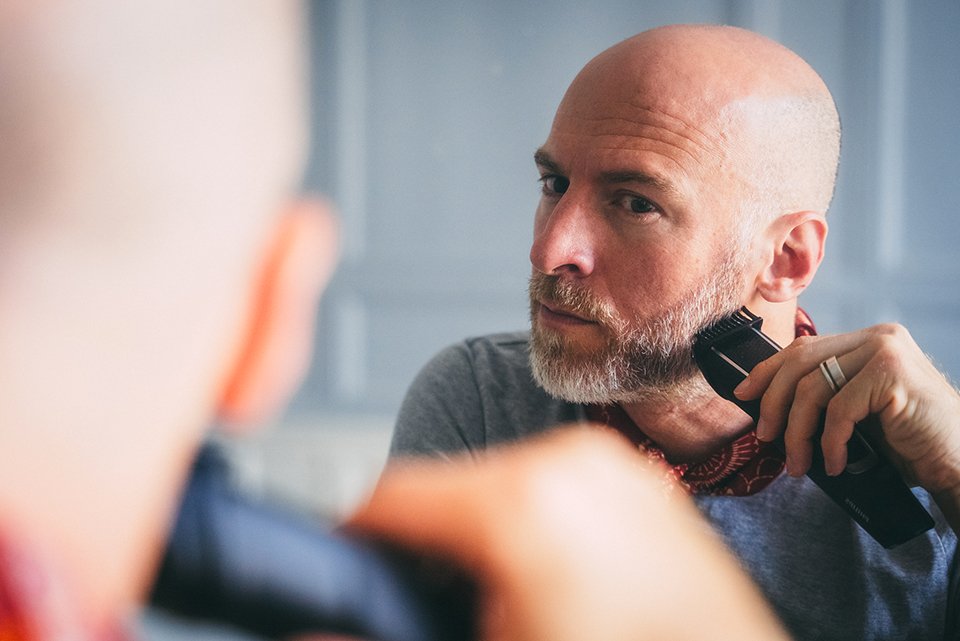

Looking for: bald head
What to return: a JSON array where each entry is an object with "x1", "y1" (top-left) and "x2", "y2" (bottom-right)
[
  {"x1": 0, "y1": 1, "x2": 306, "y2": 248},
  {"x1": 556, "y1": 24, "x2": 840, "y2": 218},
  {"x1": 0, "y1": 0, "x2": 310, "y2": 453},
  {"x1": 0, "y1": 2, "x2": 318, "y2": 617}
]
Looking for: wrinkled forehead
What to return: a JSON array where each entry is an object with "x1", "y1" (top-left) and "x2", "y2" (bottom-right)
[
  {"x1": 544, "y1": 70, "x2": 740, "y2": 196},
  {"x1": 550, "y1": 94, "x2": 730, "y2": 171},
  {"x1": 552, "y1": 42, "x2": 767, "y2": 163}
]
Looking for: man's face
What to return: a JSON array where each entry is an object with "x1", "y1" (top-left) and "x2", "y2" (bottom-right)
[{"x1": 527, "y1": 69, "x2": 756, "y2": 404}]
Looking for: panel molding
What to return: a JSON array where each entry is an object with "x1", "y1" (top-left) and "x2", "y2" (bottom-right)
[{"x1": 876, "y1": 0, "x2": 908, "y2": 273}]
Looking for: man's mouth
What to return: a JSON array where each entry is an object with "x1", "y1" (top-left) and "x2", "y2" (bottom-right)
[{"x1": 537, "y1": 300, "x2": 597, "y2": 325}]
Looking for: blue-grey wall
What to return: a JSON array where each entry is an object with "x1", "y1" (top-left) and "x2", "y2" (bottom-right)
[{"x1": 290, "y1": 0, "x2": 960, "y2": 424}]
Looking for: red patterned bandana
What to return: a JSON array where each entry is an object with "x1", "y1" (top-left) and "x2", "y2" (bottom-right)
[{"x1": 586, "y1": 308, "x2": 817, "y2": 497}]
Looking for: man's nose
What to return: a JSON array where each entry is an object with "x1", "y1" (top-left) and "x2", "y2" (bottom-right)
[{"x1": 529, "y1": 195, "x2": 596, "y2": 277}]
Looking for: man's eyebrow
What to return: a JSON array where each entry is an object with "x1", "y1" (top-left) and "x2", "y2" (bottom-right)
[
  {"x1": 533, "y1": 149, "x2": 563, "y2": 174},
  {"x1": 599, "y1": 170, "x2": 677, "y2": 196}
]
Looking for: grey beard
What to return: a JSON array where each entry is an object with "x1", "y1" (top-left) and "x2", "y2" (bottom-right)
[
  {"x1": 528, "y1": 254, "x2": 745, "y2": 405},
  {"x1": 529, "y1": 314, "x2": 708, "y2": 405}
]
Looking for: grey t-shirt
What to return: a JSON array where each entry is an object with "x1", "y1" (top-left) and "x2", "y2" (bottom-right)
[{"x1": 391, "y1": 332, "x2": 960, "y2": 641}]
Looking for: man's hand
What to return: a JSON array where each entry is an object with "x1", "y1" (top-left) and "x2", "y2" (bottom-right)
[
  {"x1": 735, "y1": 323, "x2": 960, "y2": 530},
  {"x1": 346, "y1": 427, "x2": 790, "y2": 641}
]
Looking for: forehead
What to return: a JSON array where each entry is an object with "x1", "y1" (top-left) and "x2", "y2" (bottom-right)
[
  {"x1": 553, "y1": 60, "x2": 743, "y2": 177},
  {"x1": 540, "y1": 98, "x2": 740, "y2": 209},
  {"x1": 551, "y1": 27, "x2": 779, "y2": 181}
]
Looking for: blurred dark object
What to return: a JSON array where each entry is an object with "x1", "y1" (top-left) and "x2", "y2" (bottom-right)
[{"x1": 150, "y1": 445, "x2": 477, "y2": 641}]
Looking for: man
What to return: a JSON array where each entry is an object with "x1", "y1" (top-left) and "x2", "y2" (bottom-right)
[
  {"x1": 0, "y1": 4, "x2": 790, "y2": 641},
  {"x1": 390, "y1": 24, "x2": 960, "y2": 640}
]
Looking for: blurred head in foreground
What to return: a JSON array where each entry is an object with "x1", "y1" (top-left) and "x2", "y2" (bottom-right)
[{"x1": 0, "y1": 0, "x2": 335, "y2": 629}]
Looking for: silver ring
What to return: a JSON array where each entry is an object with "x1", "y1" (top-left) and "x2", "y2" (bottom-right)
[{"x1": 819, "y1": 355, "x2": 848, "y2": 394}]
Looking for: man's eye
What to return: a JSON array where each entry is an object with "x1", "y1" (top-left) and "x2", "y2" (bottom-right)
[
  {"x1": 540, "y1": 175, "x2": 570, "y2": 196},
  {"x1": 629, "y1": 197, "x2": 655, "y2": 213},
  {"x1": 616, "y1": 195, "x2": 658, "y2": 215}
]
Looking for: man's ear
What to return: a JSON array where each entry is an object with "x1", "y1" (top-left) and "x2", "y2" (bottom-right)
[
  {"x1": 754, "y1": 211, "x2": 828, "y2": 303},
  {"x1": 217, "y1": 198, "x2": 338, "y2": 431}
]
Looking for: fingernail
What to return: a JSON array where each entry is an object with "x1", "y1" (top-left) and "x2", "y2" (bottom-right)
[
  {"x1": 755, "y1": 418, "x2": 770, "y2": 441},
  {"x1": 825, "y1": 455, "x2": 844, "y2": 477},
  {"x1": 733, "y1": 379, "x2": 749, "y2": 399},
  {"x1": 785, "y1": 452, "x2": 797, "y2": 476}
]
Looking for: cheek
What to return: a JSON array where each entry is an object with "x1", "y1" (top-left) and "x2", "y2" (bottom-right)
[{"x1": 604, "y1": 240, "x2": 707, "y2": 314}]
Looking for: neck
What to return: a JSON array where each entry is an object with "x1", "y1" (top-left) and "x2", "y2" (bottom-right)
[
  {"x1": 618, "y1": 379, "x2": 754, "y2": 464},
  {"x1": 748, "y1": 298, "x2": 800, "y2": 350}
]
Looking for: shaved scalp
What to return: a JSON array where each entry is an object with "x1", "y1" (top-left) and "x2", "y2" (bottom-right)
[
  {"x1": 0, "y1": 2, "x2": 309, "y2": 391},
  {"x1": 0, "y1": 0, "x2": 310, "y2": 420},
  {"x1": 560, "y1": 24, "x2": 841, "y2": 221},
  {"x1": 0, "y1": 1, "x2": 307, "y2": 253}
]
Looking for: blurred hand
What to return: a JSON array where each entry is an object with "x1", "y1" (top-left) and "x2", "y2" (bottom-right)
[
  {"x1": 735, "y1": 323, "x2": 960, "y2": 529},
  {"x1": 346, "y1": 427, "x2": 789, "y2": 641}
]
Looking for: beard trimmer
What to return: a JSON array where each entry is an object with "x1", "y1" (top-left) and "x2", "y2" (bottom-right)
[{"x1": 693, "y1": 307, "x2": 934, "y2": 548}]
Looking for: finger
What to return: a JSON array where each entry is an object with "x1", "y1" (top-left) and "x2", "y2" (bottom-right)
[
  {"x1": 818, "y1": 348, "x2": 877, "y2": 475},
  {"x1": 733, "y1": 348, "x2": 789, "y2": 401},
  {"x1": 345, "y1": 459, "x2": 493, "y2": 571},
  {"x1": 781, "y1": 366, "x2": 835, "y2": 475},
  {"x1": 820, "y1": 395, "x2": 859, "y2": 476},
  {"x1": 753, "y1": 337, "x2": 826, "y2": 441},
  {"x1": 749, "y1": 332, "x2": 870, "y2": 441},
  {"x1": 735, "y1": 330, "x2": 871, "y2": 401},
  {"x1": 347, "y1": 428, "x2": 636, "y2": 571},
  {"x1": 784, "y1": 343, "x2": 880, "y2": 475}
]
